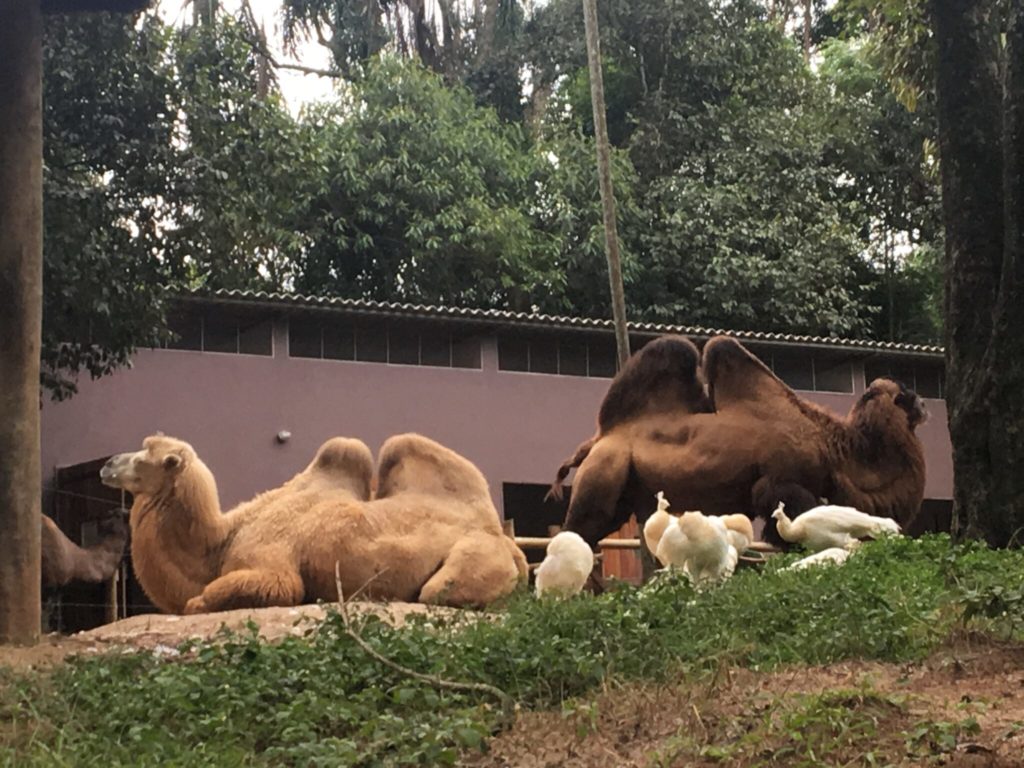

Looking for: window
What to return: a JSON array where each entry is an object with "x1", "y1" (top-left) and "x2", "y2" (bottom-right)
[
  {"x1": 530, "y1": 338, "x2": 558, "y2": 374},
  {"x1": 587, "y1": 338, "x2": 618, "y2": 378},
  {"x1": 163, "y1": 307, "x2": 272, "y2": 356},
  {"x1": 452, "y1": 333, "x2": 483, "y2": 369},
  {"x1": 498, "y1": 334, "x2": 619, "y2": 378},
  {"x1": 323, "y1": 322, "x2": 355, "y2": 361},
  {"x1": 772, "y1": 350, "x2": 814, "y2": 391},
  {"x1": 865, "y1": 359, "x2": 945, "y2": 399},
  {"x1": 864, "y1": 360, "x2": 891, "y2": 387},
  {"x1": 420, "y1": 329, "x2": 451, "y2": 367},
  {"x1": 387, "y1": 327, "x2": 419, "y2": 365},
  {"x1": 355, "y1": 326, "x2": 388, "y2": 362},
  {"x1": 165, "y1": 311, "x2": 202, "y2": 351},
  {"x1": 498, "y1": 337, "x2": 529, "y2": 372},
  {"x1": 558, "y1": 341, "x2": 588, "y2": 377},
  {"x1": 289, "y1": 317, "x2": 322, "y2": 359},
  {"x1": 239, "y1": 319, "x2": 273, "y2": 355},
  {"x1": 915, "y1": 366, "x2": 943, "y2": 399},
  {"x1": 813, "y1": 357, "x2": 854, "y2": 394},
  {"x1": 289, "y1": 317, "x2": 481, "y2": 369}
]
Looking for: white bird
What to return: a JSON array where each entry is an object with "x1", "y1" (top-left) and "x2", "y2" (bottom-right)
[
  {"x1": 657, "y1": 511, "x2": 738, "y2": 588},
  {"x1": 784, "y1": 547, "x2": 853, "y2": 571},
  {"x1": 717, "y1": 514, "x2": 754, "y2": 553},
  {"x1": 535, "y1": 531, "x2": 595, "y2": 598},
  {"x1": 771, "y1": 502, "x2": 902, "y2": 553},
  {"x1": 643, "y1": 491, "x2": 675, "y2": 558}
]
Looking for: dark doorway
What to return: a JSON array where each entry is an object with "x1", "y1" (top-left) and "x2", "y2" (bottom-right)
[
  {"x1": 48, "y1": 457, "x2": 155, "y2": 633},
  {"x1": 502, "y1": 483, "x2": 569, "y2": 564}
]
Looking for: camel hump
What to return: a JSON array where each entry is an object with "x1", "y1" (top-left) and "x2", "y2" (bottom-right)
[
  {"x1": 307, "y1": 437, "x2": 374, "y2": 498},
  {"x1": 311, "y1": 437, "x2": 373, "y2": 474},
  {"x1": 376, "y1": 433, "x2": 491, "y2": 507},
  {"x1": 702, "y1": 335, "x2": 802, "y2": 417},
  {"x1": 597, "y1": 335, "x2": 709, "y2": 432}
]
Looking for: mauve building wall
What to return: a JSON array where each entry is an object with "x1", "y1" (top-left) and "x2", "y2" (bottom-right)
[{"x1": 40, "y1": 321, "x2": 954, "y2": 515}]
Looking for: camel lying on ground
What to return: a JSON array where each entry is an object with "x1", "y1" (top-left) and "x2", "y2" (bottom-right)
[
  {"x1": 100, "y1": 434, "x2": 527, "y2": 614},
  {"x1": 551, "y1": 335, "x2": 927, "y2": 546},
  {"x1": 41, "y1": 512, "x2": 127, "y2": 588}
]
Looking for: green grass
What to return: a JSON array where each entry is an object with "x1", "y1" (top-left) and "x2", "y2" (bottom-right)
[{"x1": 1, "y1": 534, "x2": 1022, "y2": 767}]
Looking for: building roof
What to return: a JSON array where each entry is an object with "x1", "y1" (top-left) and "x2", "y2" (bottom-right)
[{"x1": 181, "y1": 288, "x2": 945, "y2": 360}]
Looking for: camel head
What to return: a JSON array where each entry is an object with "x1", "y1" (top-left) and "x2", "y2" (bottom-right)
[
  {"x1": 100, "y1": 435, "x2": 197, "y2": 495},
  {"x1": 856, "y1": 378, "x2": 928, "y2": 431}
]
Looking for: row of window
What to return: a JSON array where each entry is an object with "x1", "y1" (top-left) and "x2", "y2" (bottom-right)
[
  {"x1": 865, "y1": 360, "x2": 944, "y2": 399},
  {"x1": 287, "y1": 318, "x2": 482, "y2": 369},
  {"x1": 497, "y1": 336, "x2": 618, "y2": 378},
  {"x1": 161, "y1": 310, "x2": 943, "y2": 398},
  {"x1": 165, "y1": 311, "x2": 273, "y2": 356}
]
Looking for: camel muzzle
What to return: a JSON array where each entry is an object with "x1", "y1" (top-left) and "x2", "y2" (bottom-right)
[{"x1": 99, "y1": 454, "x2": 132, "y2": 487}]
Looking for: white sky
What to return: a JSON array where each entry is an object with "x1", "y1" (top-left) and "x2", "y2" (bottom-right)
[{"x1": 156, "y1": 0, "x2": 338, "y2": 114}]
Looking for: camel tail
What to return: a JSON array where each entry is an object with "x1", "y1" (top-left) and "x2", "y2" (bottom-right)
[{"x1": 545, "y1": 437, "x2": 597, "y2": 502}]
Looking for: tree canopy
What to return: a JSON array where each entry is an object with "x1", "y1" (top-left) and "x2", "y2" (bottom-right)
[{"x1": 40, "y1": 0, "x2": 946, "y2": 398}]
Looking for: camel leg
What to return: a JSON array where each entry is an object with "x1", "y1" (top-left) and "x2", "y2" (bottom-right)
[
  {"x1": 561, "y1": 439, "x2": 633, "y2": 547},
  {"x1": 417, "y1": 533, "x2": 521, "y2": 608},
  {"x1": 184, "y1": 567, "x2": 304, "y2": 614},
  {"x1": 751, "y1": 477, "x2": 819, "y2": 546}
]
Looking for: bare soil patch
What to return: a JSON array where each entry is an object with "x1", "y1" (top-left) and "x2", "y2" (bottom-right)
[
  {"x1": 0, "y1": 601, "x2": 458, "y2": 671},
  {"x1": 467, "y1": 636, "x2": 1024, "y2": 767}
]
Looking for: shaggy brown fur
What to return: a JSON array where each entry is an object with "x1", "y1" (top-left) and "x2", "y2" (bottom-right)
[
  {"x1": 100, "y1": 434, "x2": 527, "y2": 614},
  {"x1": 558, "y1": 335, "x2": 927, "y2": 546},
  {"x1": 41, "y1": 512, "x2": 127, "y2": 588},
  {"x1": 547, "y1": 336, "x2": 712, "y2": 501}
]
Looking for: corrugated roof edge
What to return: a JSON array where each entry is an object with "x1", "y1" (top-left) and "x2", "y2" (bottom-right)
[{"x1": 176, "y1": 289, "x2": 945, "y2": 359}]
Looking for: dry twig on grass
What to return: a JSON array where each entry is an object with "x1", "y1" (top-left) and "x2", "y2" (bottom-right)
[{"x1": 332, "y1": 562, "x2": 516, "y2": 729}]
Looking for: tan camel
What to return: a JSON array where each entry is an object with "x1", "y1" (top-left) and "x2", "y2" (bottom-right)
[
  {"x1": 41, "y1": 512, "x2": 127, "y2": 588},
  {"x1": 550, "y1": 335, "x2": 927, "y2": 546},
  {"x1": 100, "y1": 434, "x2": 527, "y2": 614}
]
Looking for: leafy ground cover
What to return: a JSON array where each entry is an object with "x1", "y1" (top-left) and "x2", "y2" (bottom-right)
[{"x1": 1, "y1": 535, "x2": 1022, "y2": 766}]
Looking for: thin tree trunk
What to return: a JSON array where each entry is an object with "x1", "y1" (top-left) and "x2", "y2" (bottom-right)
[
  {"x1": 582, "y1": 0, "x2": 652, "y2": 576},
  {"x1": 0, "y1": 0, "x2": 43, "y2": 645},
  {"x1": 931, "y1": 0, "x2": 1024, "y2": 545},
  {"x1": 477, "y1": 0, "x2": 498, "y2": 63},
  {"x1": 582, "y1": 0, "x2": 630, "y2": 370},
  {"x1": 803, "y1": 0, "x2": 812, "y2": 63},
  {"x1": 886, "y1": 229, "x2": 896, "y2": 341}
]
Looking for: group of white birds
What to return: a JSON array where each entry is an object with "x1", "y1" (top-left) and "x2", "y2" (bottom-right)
[{"x1": 534, "y1": 491, "x2": 904, "y2": 598}]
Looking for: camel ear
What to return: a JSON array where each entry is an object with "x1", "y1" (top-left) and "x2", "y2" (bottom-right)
[{"x1": 162, "y1": 454, "x2": 182, "y2": 472}]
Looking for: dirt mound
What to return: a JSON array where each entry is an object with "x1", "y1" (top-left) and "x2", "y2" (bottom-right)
[
  {"x1": 0, "y1": 601, "x2": 457, "y2": 671},
  {"x1": 468, "y1": 637, "x2": 1024, "y2": 767}
]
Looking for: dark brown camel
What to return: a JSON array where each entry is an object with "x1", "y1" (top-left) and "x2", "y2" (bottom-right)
[{"x1": 550, "y1": 335, "x2": 927, "y2": 547}]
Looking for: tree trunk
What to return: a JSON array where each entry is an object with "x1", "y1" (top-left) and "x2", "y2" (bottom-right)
[
  {"x1": 985, "y1": 0, "x2": 1024, "y2": 546},
  {"x1": 803, "y1": 0, "x2": 812, "y2": 63},
  {"x1": 0, "y1": 0, "x2": 43, "y2": 645},
  {"x1": 582, "y1": 0, "x2": 652, "y2": 576},
  {"x1": 581, "y1": 0, "x2": 630, "y2": 370},
  {"x1": 932, "y1": 0, "x2": 1024, "y2": 546},
  {"x1": 477, "y1": 0, "x2": 498, "y2": 63}
]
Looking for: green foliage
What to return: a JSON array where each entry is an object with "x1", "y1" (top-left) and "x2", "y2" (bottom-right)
[
  {"x1": 41, "y1": 13, "x2": 313, "y2": 398},
  {"x1": 817, "y1": 36, "x2": 944, "y2": 343},
  {"x1": 293, "y1": 58, "x2": 562, "y2": 309},
  {"x1": 41, "y1": 14, "x2": 181, "y2": 400},
  {"x1": 170, "y1": 20, "x2": 318, "y2": 291},
  {"x1": 2, "y1": 536, "x2": 1022, "y2": 766}
]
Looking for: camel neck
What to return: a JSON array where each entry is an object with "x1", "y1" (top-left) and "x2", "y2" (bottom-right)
[
  {"x1": 128, "y1": 465, "x2": 230, "y2": 613},
  {"x1": 834, "y1": 412, "x2": 925, "y2": 516}
]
